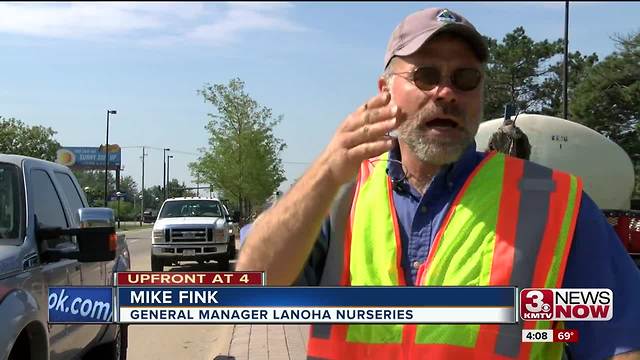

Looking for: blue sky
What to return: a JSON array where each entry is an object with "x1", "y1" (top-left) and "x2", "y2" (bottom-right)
[{"x1": 1, "y1": 2, "x2": 638, "y2": 192}]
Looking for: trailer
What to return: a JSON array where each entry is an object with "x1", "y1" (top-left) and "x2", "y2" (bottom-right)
[{"x1": 476, "y1": 114, "x2": 639, "y2": 264}]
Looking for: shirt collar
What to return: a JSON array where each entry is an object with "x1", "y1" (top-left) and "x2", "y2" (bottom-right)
[{"x1": 387, "y1": 140, "x2": 479, "y2": 193}]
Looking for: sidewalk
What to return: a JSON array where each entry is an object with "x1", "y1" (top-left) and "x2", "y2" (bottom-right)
[{"x1": 219, "y1": 324, "x2": 309, "y2": 360}]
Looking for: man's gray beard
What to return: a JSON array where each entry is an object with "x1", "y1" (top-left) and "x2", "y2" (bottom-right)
[{"x1": 396, "y1": 111, "x2": 477, "y2": 166}]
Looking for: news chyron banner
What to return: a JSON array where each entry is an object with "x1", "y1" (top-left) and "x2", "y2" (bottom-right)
[
  {"x1": 49, "y1": 272, "x2": 517, "y2": 324},
  {"x1": 48, "y1": 274, "x2": 615, "y2": 325},
  {"x1": 117, "y1": 286, "x2": 516, "y2": 324},
  {"x1": 520, "y1": 288, "x2": 613, "y2": 321}
]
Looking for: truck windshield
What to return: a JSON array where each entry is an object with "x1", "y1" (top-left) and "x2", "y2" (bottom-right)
[
  {"x1": 0, "y1": 164, "x2": 21, "y2": 240},
  {"x1": 158, "y1": 200, "x2": 223, "y2": 219}
]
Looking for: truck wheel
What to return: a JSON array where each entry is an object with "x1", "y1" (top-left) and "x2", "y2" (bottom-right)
[
  {"x1": 112, "y1": 324, "x2": 128, "y2": 360},
  {"x1": 218, "y1": 258, "x2": 230, "y2": 270},
  {"x1": 151, "y1": 256, "x2": 164, "y2": 272},
  {"x1": 92, "y1": 324, "x2": 128, "y2": 360},
  {"x1": 228, "y1": 236, "x2": 237, "y2": 259}
]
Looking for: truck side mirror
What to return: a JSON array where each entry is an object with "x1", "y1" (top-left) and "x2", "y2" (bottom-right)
[
  {"x1": 77, "y1": 208, "x2": 117, "y2": 262},
  {"x1": 36, "y1": 208, "x2": 117, "y2": 263}
]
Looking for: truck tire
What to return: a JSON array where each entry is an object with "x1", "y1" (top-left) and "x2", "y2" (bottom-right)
[
  {"x1": 218, "y1": 258, "x2": 230, "y2": 270},
  {"x1": 151, "y1": 255, "x2": 164, "y2": 272},
  {"x1": 93, "y1": 324, "x2": 128, "y2": 360},
  {"x1": 8, "y1": 330, "x2": 29, "y2": 360},
  {"x1": 228, "y1": 236, "x2": 237, "y2": 259}
]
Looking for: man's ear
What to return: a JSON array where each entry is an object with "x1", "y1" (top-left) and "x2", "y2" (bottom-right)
[{"x1": 378, "y1": 77, "x2": 389, "y2": 93}]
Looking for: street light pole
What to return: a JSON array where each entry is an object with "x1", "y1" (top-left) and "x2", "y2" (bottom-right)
[
  {"x1": 84, "y1": 187, "x2": 92, "y2": 206},
  {"x1": 563, "y1": 0, "x2": 570, "y2": 120},
  {"x1": 167, "y1": 155, "x2": 174, "y2": 199},
  {"x1": 163, "y1": 148, "x2": 170, "y2": 200},
  {"x1": 104, "y1": 110, "x2": 117, "y2": 206},
  {"x1": 116, "y1": 191, "x2": 123, "y2": 229},
  {"x1": 138, "y1": 195, "x2": 143, "y2": 226}
]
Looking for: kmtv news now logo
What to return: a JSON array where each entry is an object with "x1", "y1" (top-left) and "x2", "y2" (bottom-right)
[{"x1": 520, "y1": 288, "x2": 613, "y2": 321}]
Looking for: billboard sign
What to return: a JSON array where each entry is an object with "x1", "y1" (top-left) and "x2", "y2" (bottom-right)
[{"x1": 56, "y1": 146, "x2": 121, "y2": 170}]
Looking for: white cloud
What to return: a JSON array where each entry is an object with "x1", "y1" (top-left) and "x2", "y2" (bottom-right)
[
  {"x1": 225, "y1": 2, "x2": 294, "y2": 11},
  {"x1": 474, "y1": 1, "x2": 609, "y2": 9},
  {"x1": 0, "y1": 2, "x2": 163, "y2": 38},
  {"x1": 186, "y1": 3, "x2": 306, "y2": 46},
  {"x1": 0, "y1": 2, "x2": 306, "y2": 46}
]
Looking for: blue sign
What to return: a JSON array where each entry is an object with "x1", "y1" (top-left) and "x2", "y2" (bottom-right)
[
  {"x1": 56, "y1": 146, "x2": 121, "y2": 170},
  {"x1": 48, "y1": 287, "x2": 114, "y2": 323},
  {"x1": 117, "y1": 287, "x2": 516, "y2": 307}
]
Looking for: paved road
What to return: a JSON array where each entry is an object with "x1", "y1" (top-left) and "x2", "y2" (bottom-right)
[{"x1": 123, "y1": 227, "x2": 234, "y2": 360}]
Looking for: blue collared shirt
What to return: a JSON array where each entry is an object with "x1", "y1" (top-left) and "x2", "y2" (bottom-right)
[{"x1": 301, "y1": 143, "x2": 640, "y2": 359}]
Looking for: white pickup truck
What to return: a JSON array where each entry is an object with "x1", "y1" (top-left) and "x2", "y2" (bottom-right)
[{"x1": 150, "y1": 197, "x2": 237, "y2": 271}]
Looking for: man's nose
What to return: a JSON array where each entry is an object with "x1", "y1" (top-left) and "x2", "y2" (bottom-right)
[{"x1": 434, "y1": 78, "x2": 457, "y2": 103}]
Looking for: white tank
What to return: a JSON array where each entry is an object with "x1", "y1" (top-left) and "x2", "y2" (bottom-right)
[{"x1": 475, "y1": 114, "x2": 635, "y2": 210}]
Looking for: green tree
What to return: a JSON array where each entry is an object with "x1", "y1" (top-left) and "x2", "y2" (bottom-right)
[
  {"x1": 73, "y1": 170, "x2": 114, "y2": 206},
  {"x1": 143, "y1": 185, "x2": 164, "y2": 211},
  {"x1": 538, "y1": 51, "x2": 599, "y2": 117},
  {"x1": 571, "y1": 31, "x2": 640, "y2": 197},
  {"x1": 190, "y1": 78, "x2": 287, "y2": 218},
  {"x1": 118, "y1": 175, "x2": 139, "y2": 199},
  {"x1": 166, "y1": 178, "x2": 196, "y2": 199},
  {"x1": 483, "y1": 27, "x2": 563, "y2": 119},
  {"x1": 107, "y1": 200, "x2": 136, "y2": 221},
  {"x1": 72, "y1": 170, "x2": 141, "y2": 207},
  {"x1": 0, "y1": 116, "x2": 61, "y2": 161}
]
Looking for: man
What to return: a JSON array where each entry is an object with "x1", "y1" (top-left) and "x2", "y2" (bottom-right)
[
  {"x1": 237, "y1": 7, "x2": 640, "y2": 360},
  {"x1": 487, "y1": 118, "x2": 532, "y2": 160},
  {"x1": 239, "y1": 222, "x2": 252, "y2": 248}
]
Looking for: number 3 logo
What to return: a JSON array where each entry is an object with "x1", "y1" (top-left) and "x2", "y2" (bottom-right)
[{"x1": 525, "y1": 290, "x2": 545, "y2": 313}]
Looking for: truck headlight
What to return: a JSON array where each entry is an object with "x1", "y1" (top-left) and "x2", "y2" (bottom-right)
[
  {"x1": 214, "y1": 228, "x2": 225, "y2": 243},
  {"x1": 153, "y1": 229, "x2": 165, "y2": 242}
]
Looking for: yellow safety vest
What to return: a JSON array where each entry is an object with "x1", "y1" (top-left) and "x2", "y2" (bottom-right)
[{"x1": 307, "y1": 151, "x2": 583, "y2": 360}]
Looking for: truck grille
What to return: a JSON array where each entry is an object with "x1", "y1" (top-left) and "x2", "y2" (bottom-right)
[{"x1": 169, "y1": 228, "x2": 208, "y2": 242}]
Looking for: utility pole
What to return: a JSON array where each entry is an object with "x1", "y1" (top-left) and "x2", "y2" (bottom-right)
[
  {"x1": 167, "y1": 155, "x2": 174, "y2": 199},
  {"x1": 140, "y1": 146, "x2": 147, "y2": 226},
  {"x1": 163, "y1": 148, "x2": 170, "y2": 200},
  {"x1": 196, "y1": 173, "x2": 200, "y2": 197}
]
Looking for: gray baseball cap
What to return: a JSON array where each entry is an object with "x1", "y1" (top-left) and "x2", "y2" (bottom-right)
[{"x1": 384, "y1": 8, "x2": 488, "y2": 68}]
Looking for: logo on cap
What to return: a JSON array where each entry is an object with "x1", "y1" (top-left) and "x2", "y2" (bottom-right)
[{"x1": 436, "y1": 9, "x2": 458, "y2": 23}]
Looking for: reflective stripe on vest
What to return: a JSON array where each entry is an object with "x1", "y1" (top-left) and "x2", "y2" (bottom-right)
[{"x1": 307, "y1": 151, "x2": 582, "y2": 360}]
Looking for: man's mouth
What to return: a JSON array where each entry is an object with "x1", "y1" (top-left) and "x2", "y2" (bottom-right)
[{"x1": 424, "y1": 118, "x2": 460, "y2": 128}]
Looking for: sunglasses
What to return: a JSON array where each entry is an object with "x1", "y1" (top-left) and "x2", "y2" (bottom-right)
[{"x1": 392, "y1": 66, "x2": 483, "y2": 92}]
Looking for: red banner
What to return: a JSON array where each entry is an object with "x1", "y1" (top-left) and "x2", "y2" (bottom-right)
[
  {"x1": 116, "y1": 272, "x2": 264, "y2": 286},
  {"x1": 553, "y1": 329, "x2": 579, "y2": 343}
]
